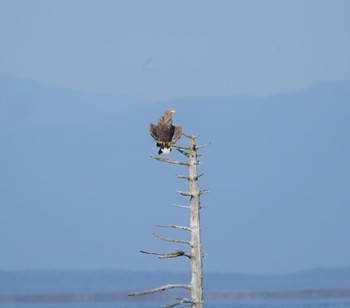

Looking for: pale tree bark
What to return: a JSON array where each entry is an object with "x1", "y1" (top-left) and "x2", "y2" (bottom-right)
[
  {"x1": 128, "y1": 134, "x2": 208, "y2": 308},
  {"x1": 187, "y1": 135, "x2": 204, "y2": 307}
]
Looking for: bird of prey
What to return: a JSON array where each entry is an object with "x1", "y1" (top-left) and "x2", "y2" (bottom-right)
[{"x1": 149, "y1": 109, "x2": 182, "y2": 155}]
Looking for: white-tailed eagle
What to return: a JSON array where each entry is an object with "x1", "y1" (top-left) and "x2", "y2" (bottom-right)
[{"x1": 149, "y1": 109, "x2": 182, "y2": 155}]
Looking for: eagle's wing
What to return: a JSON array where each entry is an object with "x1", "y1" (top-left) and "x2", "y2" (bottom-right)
[
  {"x1": 172, "y1": 125, "x2": 182, "y2": 143},
  {"x1": 149, "y1": 124, "x2": 160, "y2": 141}
]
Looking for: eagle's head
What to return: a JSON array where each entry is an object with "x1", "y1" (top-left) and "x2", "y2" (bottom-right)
[{"x1": 165, "y1": 109, "x2": 176, "y2": 115}]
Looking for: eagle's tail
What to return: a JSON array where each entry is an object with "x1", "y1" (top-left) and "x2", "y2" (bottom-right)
[{"x1": 156, "y1": 142, "x2": 172, "y2": 155}]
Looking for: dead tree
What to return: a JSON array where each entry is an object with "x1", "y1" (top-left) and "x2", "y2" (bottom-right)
[{"x1": 129, "y1": 133, "x2": 208, "y2": 308}]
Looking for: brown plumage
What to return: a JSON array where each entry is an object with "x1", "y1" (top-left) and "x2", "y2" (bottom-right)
[{"x1": 149, "y1": 109, "x2": 182, "y2": 154}]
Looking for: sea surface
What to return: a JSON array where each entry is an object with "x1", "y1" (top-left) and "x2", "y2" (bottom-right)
[{"x1": 3, "y1": 300, "x2": 350, "y2": 308}]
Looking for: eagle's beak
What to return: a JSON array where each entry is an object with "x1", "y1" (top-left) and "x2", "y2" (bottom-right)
[{"x1": 170, "y1": 109, "x2": 176, "y2": 113}]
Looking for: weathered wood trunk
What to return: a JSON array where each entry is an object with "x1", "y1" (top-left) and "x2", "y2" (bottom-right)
[
  {"x1": 188, "y1": 136, "x2": 203, "y2": 307},
  {"x1": 129, "y1": 134, "x2": 207, "y2": 308}
]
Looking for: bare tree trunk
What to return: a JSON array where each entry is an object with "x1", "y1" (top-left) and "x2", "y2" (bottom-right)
[
  {"x1": 129, "y1": 134, "x2": 208, "y2": 308},
  {"x1": 188, "y1": 136, "x2": 203, "y2": 307}
]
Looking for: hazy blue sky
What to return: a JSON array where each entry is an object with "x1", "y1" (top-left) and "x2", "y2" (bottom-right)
[
  {"x1": 1, "y1": 0, "x2": 350, "y2": 99},
  {"x1": 1, "y1": 1, "x2": 350, "y2": 275}
]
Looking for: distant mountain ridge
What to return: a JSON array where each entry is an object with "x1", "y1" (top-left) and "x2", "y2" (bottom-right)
[
  {"x1": 1, "y1": 76, "x2": 350, "y2": 275},
  {"x1": 1, "y1": 268, "x2": 350, "y2": 294}
]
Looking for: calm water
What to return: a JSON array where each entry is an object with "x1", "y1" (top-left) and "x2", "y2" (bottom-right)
[{"x1": 3, "y1": 300, "x2": 350, "y2": 308}]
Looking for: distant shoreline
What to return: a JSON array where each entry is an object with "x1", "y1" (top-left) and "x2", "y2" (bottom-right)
[{"x1": 1, "y1": 289, "x2": 350, "y2": 304}]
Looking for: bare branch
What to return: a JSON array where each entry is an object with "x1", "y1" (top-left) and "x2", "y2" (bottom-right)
[
  {"x1": 161, "y1": 298, "x2": 194, "y2": 308},
  {"x1": 140, "y1": 250, "x2": 191, "y2": 258},
  {"x1": 172, "y1": 204, "x2": 190, "y2": 209},
  {"x1": 196, "y1": 143, "x2": 211, "y2": 150},
  {"x1": 128, "y1": 283, "x2": 191, "y2": 296},
  {"x1": 176, "y1": 148, "x2": 190, "y2": 157},
  {"x1": 176, "y1": 190, "x2": 193, "y2": 197},
  {"x1": 176, "y1": 297, "x2": 193, "y2": 302},
  {"x1": 199, "y1": 189, "x2": 209, "y2": 195},
  {"x1": 176, "y1": 174, "x2": 190, "y2": 180},
  {"x1": 171, "y1": 144, "x2": 191, "y2": 151},
  {"x1": 151, "y1": 156, "x2": 190, "y2": 166},
  {"x1": 182, "y1": 133, "x2": 198, "y2": 139},
  {"x1": 151, "y1": 231, "x2": 190, "y2": 245},
  {"x1": 157, "y1": 224, "x2": 192, "y2": 232},
  {"x1": 177, "y1": 174, "x2": 204, "y2": 181}
]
